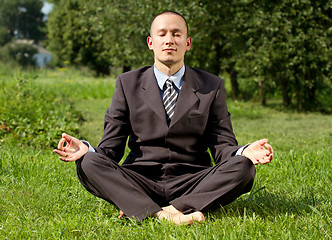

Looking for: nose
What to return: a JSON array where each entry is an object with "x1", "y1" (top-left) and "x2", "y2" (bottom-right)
[{"x1": 165, "y1": 33, "x2": 174, "y2": 46}]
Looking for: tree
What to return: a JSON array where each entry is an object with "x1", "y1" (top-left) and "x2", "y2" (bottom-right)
[
  {"x1": 240, "y1": 0, "x2": 331, "y2": 111},
  {"x1": 183, "y1": 1, "x2": 249, "y2": 100},
  {"x1": 47, "y1": 0, "x2": 331, "y2": 111},
  {"x1": 0, "y1": 0, "x2": 45, "y2": 44},
  {"x1": 47, "y1": 0, "x2": 201, "y2": 74}
]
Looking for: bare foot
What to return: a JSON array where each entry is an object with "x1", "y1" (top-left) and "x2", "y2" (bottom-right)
[
  {"x1": 162, "y1": 205, "x2": 182, "y2": 215},
  {"x1": 154, "y1": 205, "x2": 205, "y2": 225},
  {"x1": 118, "y1": 210, "x2": 125, "y2": 219}
]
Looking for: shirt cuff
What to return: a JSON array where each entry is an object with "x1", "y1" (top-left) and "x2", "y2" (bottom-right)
[
  {"x1": 235, "y1": 144, "x2": 250, "y2": 156},
  {"x1": 81, "y1": 140, "x2": 96, "y2": 153}
]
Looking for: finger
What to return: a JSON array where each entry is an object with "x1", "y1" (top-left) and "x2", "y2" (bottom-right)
[
  {"x1": 54, "y1": 149, "x2": 73, "y2": 162},
  {"x1": 59, "y1": 157, "x2": 70, "y2": 162},
  {"x1": 260, "y1": 156, "x2": 272, "y2": 164},
  {"x1": 258, "y1": 138, "x2": 268, "y2": 147},
  {"x1": 254, "y1": 148, "x2": 270, "y2": 159},
  {"x1": 62, "y1": 133, "x2": 73, "y2": 144},
  {"x1": 249, "y1": 157, "x2": 259, "y2": 165},
  {"x1": 264, "y1": 148, "x2": 271, "y2": 156},
  {"x1": 269, "y1": 153, "x2": 274, "y2": 161},
  {"x1": 53, "y1": 149, "x2": 67, "y2": 157},
  {"x1": 59, "y1": 155, "x2": 75, "y2": 162},
  {"x1": 57, "y1": 138, "x2": 66, "y2": 151},
  {"x1": 265, "y1": 143, "x2": 274, "y2": 155}
]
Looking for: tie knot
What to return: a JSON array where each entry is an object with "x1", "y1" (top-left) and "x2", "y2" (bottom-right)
[{"x1": 165, "y1": 79, "x2": 173, "y2": 88}]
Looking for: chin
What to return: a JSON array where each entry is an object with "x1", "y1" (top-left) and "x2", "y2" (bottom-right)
[{"x1": 160, "y1": 59, "x2": 175, "y2": 64}]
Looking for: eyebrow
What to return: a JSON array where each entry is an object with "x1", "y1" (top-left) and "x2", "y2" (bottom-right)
[{"x1": 157, "y1": 28, "x2": 183, "y2": 33}]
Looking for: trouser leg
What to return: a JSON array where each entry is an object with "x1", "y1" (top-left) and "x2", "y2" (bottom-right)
[
  {"x1": 169, "y1": 156, "x2": 255, "y2": 213},
  {"x1": 76, "y1": 152, "x2": 163, "y2": 221}
]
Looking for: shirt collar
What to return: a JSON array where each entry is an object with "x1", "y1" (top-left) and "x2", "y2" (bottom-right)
[{"x1": 154, "y1": 64, "x2": 185, "y2": 90}]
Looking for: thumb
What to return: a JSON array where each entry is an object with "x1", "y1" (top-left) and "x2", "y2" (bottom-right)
[{"x1": 259, "y1": 138, "x2": 268, "y2": 146}]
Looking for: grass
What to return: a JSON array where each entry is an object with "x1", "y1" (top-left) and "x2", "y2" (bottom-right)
[{"x1": 0, "y1": 67, "x2": 331, "y2": 239}]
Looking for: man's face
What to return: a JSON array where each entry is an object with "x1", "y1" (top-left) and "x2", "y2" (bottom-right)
[{"x1": 147, "y1": 13, "x2": 192, "y2": 69}]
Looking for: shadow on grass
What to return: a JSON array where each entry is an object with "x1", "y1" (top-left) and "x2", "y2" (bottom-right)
[{"x1": 210, "y1": 185, "x2": 327, "y2": 219}]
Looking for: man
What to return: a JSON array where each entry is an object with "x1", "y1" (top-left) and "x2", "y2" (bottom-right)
[{"x1": 54, "y1": 11, "x2": 273, "y2": 225}]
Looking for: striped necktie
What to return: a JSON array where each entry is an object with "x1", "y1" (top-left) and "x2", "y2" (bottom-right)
[{"x1": 163, "y1": 79, "x2": 178, "y2": 124}]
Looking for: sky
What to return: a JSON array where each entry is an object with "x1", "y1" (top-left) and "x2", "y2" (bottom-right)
[{"x1": 41, "y1": 1, "x2": 54, "y2": 15}]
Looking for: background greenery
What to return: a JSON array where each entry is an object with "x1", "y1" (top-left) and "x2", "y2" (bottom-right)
[
  {"x1": 45, "y1": 0, "x2": 332, "y2": 112},
  {"x1": 0, "y1": 0, "x2": 331, "y2": 238},
  {"x1": 0, "y1": 0, "x2": 330, "y2": 112},
  {"x1": 0, "y1": 67, "x2": 331, "y2": 239}
]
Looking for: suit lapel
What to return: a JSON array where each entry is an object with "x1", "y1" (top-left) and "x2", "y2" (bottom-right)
[
  {"x1": 139, "y1": 66, "x2": 200, "y2": 129},
  {"x1": 170, "y1": 66, "x2": 199, "y2": 127},
  {"x1": 140, "y1": 67, "x2": 167, "y2": 123}
]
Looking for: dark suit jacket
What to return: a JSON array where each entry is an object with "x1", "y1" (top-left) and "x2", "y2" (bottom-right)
[{"x1": 95, "y1": 65, "x2": 240, "y2": 178}]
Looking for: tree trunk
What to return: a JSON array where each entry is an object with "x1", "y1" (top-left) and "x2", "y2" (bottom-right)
[
  {"x1": 280, "y1": 78, "x2": 291, "y2": 107},
  {"x1": 303, "y1": 81, "x2": 316, "y2": 111},
  {"x1": 259, "y1": 79, "x2": 266, "y2": 106},
  {"x1": 212, "y1": 43, "x2": 222, "y2": 76},
  {"x1": 308, "y1": 84, "x2": 316, "y2": 108},
  {"x1": 295, "y1": 77, "x2": 303, "y2": 112},
  {"x1": 227, "y1": 63, "x2": 239, "y2": 99},
  {"x1": 95, "y1": 64, "x2": 110, "y2": 76}
]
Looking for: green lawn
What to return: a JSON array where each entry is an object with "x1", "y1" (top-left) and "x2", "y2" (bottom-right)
[{"x1": 0, "y1": 68, "x2": 331, "y2": 239}]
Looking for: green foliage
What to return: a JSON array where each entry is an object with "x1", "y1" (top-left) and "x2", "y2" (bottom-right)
[
  {"x1": 0, "y1": 71, "x2": 82, "y2": 148},
  {"x1": 0, "y1": 41, "x2": 38, "y2": 67},
  {"x1": 47, "y1": 0, "x2": 151, "y2": 75},
  {"x1": 232, "y1": 0, "x2": 332, "y2": 111},
  {"x1": 46, "y1": 0, "x2": 331, "y2": 112},
  {"x1": 0, "y1": 0, "x2": 45, "y2": 44},
  {"x1": 0, "y1": 25, "x2": 12, "y2": 45},
  {"x1": 47, "y1": 0, "x2": 208, "y2": 74}
]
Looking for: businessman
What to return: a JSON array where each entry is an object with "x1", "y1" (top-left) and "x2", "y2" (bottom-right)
[{"x1": 54, "y1": 11, "x2": 274, "y2": 225}]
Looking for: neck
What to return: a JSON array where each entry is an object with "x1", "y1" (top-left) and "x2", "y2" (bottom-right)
[{"x1": 155, "y1": 61, "x2": 184, "y2": 76}]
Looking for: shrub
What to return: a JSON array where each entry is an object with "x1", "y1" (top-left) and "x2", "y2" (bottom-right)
[
  {"x1": 0, "y1": 41, "x2": 37, "y2": 67},
  {"x1": 0, "y1": 71, "x2": 82, "y2": 149}
]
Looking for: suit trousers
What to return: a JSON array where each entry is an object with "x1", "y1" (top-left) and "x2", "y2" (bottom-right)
[{"x1": 76, "y1": 152, "x2": 255, "y2": 221}]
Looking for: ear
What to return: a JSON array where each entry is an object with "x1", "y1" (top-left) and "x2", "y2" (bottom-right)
[
  {"x1": 186, "y1": 37, "x2": 192, "y2": 51},
  {"x1": 147, "y1": 36, "x2": 153, "y2": 50}
]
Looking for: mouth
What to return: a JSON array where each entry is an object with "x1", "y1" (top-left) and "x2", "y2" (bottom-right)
[{"x1": 163, "y1": 48, "x2": 176, "y2": 53}]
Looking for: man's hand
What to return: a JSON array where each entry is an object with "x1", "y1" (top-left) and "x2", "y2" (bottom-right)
[
  {"x1": 243, "y1": 139, "x2": 274, "y2": 165},
  {"x1": 53, "y1": 133, "x2": 89, "y2": 162}
]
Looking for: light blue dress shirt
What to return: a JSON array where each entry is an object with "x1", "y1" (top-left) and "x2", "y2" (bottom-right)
[{"x1": 153, "y1": 64, "x2": 185, "y2": 95}]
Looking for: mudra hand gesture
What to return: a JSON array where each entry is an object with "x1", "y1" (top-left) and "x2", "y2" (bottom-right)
[
  {"x1": 243, "y1": 139, "x2": 274, "y2": 165},
  {"x1": 53, "y1": 133, "x2": 88, "y2": 162}
]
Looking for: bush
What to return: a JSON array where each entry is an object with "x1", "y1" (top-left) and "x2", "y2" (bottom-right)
[
  {"x1": 0, "y1": 71, "x2": 82, "y2": 148},
  {"x1": 0, "y1": 41, "x2": 37, "y2": 67},
  {"x1": 0, "y1": 26, "x2": 12, "y2": 46}
]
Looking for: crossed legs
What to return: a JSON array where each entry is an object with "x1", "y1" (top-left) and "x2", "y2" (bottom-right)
[{"x1": 76, "y1": 152, "x2": 255, "y2": 225}]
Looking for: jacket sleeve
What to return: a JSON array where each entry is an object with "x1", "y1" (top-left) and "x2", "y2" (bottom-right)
[
  {"x1": 94, "y1": 75, "x2": 131, "y2": 163},
  {"x1": 205, "y1": 79, "x2": 241, "y2": 164}
]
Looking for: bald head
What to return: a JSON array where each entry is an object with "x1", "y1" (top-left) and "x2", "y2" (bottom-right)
[{"x1": 150, "y1": 11, "x2": 189, "y2": 37}]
